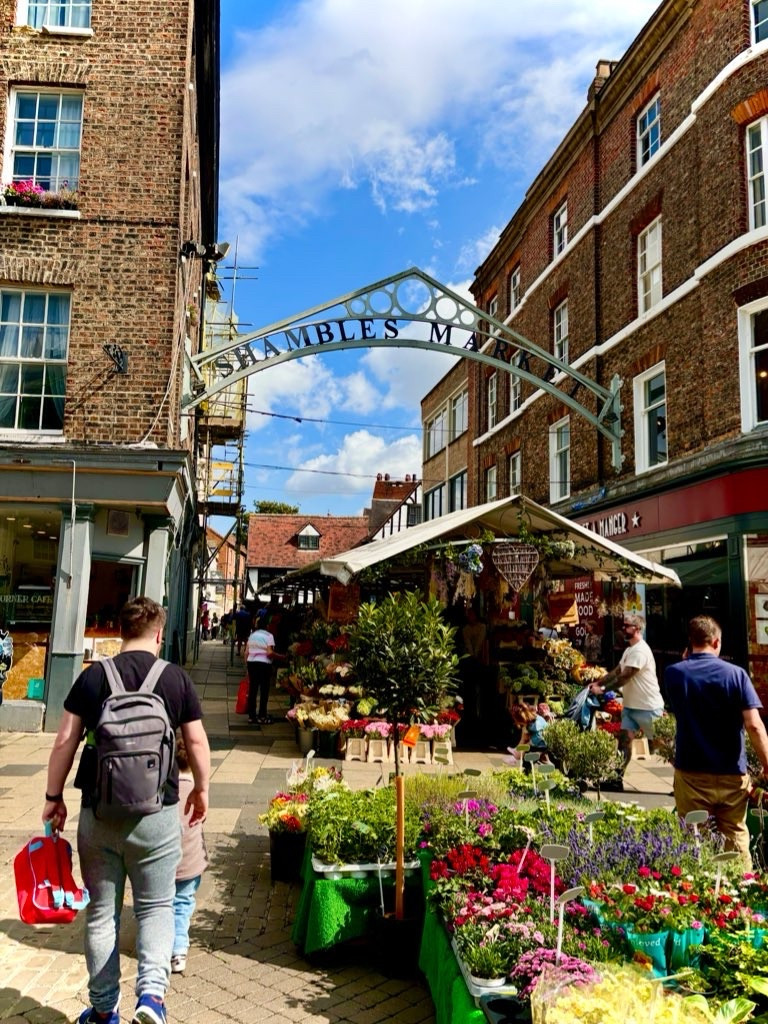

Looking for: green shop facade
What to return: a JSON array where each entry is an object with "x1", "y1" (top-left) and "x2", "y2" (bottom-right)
[{"x1": 0, "y1": 445, "x2": 197, "y2": 730}]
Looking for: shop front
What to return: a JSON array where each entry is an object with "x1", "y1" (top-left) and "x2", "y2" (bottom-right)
[
  {"x1": 0, "y1": 447, "x2": 197, "y2": 730},
  {"x1": 573, "y1": 465, "x2": 768, "y2": 702}
]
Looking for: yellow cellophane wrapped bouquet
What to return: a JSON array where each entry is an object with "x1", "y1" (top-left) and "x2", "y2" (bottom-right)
[{"x1": 530, "y1": 963, "x2": 716, "y2": 1024}]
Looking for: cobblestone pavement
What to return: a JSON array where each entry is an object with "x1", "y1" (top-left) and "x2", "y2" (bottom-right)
[{"x1": 0, "y1": 642, "x2": 674, "y2": 1024}]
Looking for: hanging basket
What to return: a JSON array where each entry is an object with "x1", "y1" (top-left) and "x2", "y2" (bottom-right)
[{"x1": 492, "y1": 542, "x2": 539, "y2": 592}]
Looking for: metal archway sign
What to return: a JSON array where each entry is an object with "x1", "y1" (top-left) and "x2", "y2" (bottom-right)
[{"x1": 184, "y1": 267, "x2": 624, "y2": 470}]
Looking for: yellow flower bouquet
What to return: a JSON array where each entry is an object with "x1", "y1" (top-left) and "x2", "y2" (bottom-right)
[{"x1": 531, "y1": 963, "x2": 716, "y2": 1024}]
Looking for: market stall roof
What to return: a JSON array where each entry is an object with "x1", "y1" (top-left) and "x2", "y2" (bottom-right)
[{"x1": 272, "y1": 495, "x2": 681, "y2": 588}]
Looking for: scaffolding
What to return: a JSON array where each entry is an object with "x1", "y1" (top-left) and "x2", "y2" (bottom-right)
[{"x1": 193, "y1": 266, "x2": 249, "y2": 658}]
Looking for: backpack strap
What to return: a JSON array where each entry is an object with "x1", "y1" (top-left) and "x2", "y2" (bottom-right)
[
  {"x1": 137, "y1": 658, "x2": 169, "y2": 695},
  {"x1": 101, "y1": 657, "x2": 125, "y2": 695}
]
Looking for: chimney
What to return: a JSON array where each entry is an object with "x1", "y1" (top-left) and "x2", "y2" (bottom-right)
[{"x1": 589, "y1": 59, "x2": 616, "y2": 101}]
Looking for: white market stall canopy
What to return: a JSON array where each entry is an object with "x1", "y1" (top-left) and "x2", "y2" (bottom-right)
[{"x1": 277, "y1": 495, "x2": 681, "y2": 588}]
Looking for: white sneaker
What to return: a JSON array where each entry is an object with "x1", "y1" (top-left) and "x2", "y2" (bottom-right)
[{"x1": 170, "y1": 953, "x2": 187, "y2": 974}]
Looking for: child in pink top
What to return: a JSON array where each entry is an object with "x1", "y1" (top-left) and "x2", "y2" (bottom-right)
[{"x1": 171, "y1": 733, "x2": 208, "y2": 973}]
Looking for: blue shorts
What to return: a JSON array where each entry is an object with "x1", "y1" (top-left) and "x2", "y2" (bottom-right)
[{"x1": 621, "y1": 706, "x2": 663, "y2": 736}]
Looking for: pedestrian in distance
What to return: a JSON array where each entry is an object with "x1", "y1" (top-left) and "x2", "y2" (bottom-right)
[
  {"x1": 665, "y1": 615, "x2": 768, "y2": 869},
  {"x1": 171, "y1": 731, "x2": 208, "y2": 974},
  {"x1": 590, "y1": 612, "x2": 664, "y2": 791},
  {"x1": 234, "y1": 604, "x2": 252, "y2": 655},
  {"x1": 42, "y1": 596, "x2": 211, "y2": 1024},
  {"x1": 244, "y1": 615, "x2": 275, "y2": 725}
]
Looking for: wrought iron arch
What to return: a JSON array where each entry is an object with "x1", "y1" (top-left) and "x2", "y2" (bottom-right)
[{"x1": 185, "y1": 267, "x2": 624, "y2": 470}]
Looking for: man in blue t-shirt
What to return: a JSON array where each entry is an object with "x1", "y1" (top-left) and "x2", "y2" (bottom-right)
[{"x1": 665, "y1": 615, "x2": 768, "y2": 867}]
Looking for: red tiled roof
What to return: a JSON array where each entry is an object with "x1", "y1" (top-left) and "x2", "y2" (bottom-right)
[
  {"x1": 371, "y1": 479, "x2": 417, "y2": 501},
  {"x1": 246, "y1": 514, "x2": 370, "y2": 570}
]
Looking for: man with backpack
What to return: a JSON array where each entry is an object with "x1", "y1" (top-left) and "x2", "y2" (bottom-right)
[{"x1": 42, "y1": 597, "x2": 210, "y2": 1024}]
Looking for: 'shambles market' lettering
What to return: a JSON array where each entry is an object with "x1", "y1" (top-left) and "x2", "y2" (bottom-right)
[{"x1": 212, "y1": 318, "x2": 481, "y2": 378}]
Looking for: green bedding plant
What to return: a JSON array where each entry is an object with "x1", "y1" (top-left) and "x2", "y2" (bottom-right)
[{"x1": 307, "y1": 784, "x2": 421, "y2": 864}]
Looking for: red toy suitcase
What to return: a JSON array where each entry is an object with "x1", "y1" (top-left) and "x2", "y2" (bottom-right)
[
  {"x1": 14, "y1": 826, "x2": 89, "y2": 924},
  {"x1": 235, "y1": 678, "x2": 248, "y2": 715}
]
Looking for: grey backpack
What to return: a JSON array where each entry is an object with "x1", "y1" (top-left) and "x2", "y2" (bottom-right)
[{"x1": 92, "y1": 657, "x2": 175, "y2": 819}]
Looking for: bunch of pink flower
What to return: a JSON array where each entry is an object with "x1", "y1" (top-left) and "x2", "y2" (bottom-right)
[
  {"x1": 6, "y1": 179, "x2": 45, "y2": 200},
  {"x1": 453, "y1": 882, "x2": 529, "y2": 927},
  {"x1": 364, "y1": 720, "x2": 391, "y2": 738}
]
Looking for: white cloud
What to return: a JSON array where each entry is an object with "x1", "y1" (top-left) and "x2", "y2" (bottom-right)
[
  {"x1": 245, "y1": 353, "x2": 384, "y2": 432},
  {"x1": 283, "y1": 429, "x2": 423, "y2": 498},
  {"x1": 456, "y1": 226, "x2": 504, "y2": 275},
  {"x1": 220, "y1": 0, "x2": 659, "y2": 258}
]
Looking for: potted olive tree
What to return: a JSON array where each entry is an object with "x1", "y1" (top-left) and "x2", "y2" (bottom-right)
[{"x1": 347, "y1": 591, "x2": 459, "y2": 918}]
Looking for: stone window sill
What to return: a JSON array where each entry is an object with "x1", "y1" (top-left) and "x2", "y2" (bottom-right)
[
  {"x1": 0, "y1": 205, "x2": 80, "y2": 219},
  {"x1": 14, "y1": 25, "x2": 93, "y2": 38}
]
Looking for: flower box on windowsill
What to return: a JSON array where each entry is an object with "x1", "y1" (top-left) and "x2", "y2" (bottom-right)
[{"x1": 0, "y1": 204, "x2": 80, "y2": 219}]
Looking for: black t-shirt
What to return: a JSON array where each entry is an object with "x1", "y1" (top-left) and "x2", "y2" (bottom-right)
[{"x1": 64, "y1": 650, "x2": 204, "y2": 807}]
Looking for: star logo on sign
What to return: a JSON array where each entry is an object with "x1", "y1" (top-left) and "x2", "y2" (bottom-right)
[{"x1": 631, "y1": 512, "x2": 642, "y2": 528}]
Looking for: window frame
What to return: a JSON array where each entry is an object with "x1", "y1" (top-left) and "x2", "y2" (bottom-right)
[
  {"x1": 510, "y1": 358, "x2": 522, "y2": 413},
  {"x1": 296, "y1": 533, "x2": 320, "y2": 551},
  {"x1": 553, "y1": 299, "x2": 569, "y2": 364},
  {"x1": 638, "y1": 216, "x2": 663, "y2": 315},
  {"x1": 487, "y1": 372, "x2": 498, "y2": 430},
  {"x1": 548, "y1": 416, "x2": 571, "y2": 502},
  {"x1": 509, "y1": 266, "x2": 521, "y2": 312},
  {"x1": 425, "y1": 407, "x2": 447, "y2": 458},
  {"x1": 17, "y1": 0, "x2": 92, "y2": 31},
  {"x1": 553, "y1": 201, "x2": 568, "y2": 257},
  {"x1": 752, "y1": 0, "x2": 768, "y2": 44},
  {"x1": 508, "y1": 451, "x2": 522, "y2": 496},
  {"x1": 450, "y1": 389, "x2": 468, "y2": 440},
  {"x1": 748, "y1": 117, "x2": 767, "y2": 231},
  {"x1": 0, "y1": 286, "x2": 70, "y2": 433},
  {"x1": 485, "y1": 465, "x2": 497, "y2": 502},
  {"x1": 637, "y1": 95, "x2": 661, "y2": 168},
  {"x1": 424, "y1": 484, "x2": 445, "y2": 521},
  {"x1": 449, "y1": 470, "x2": 467, "y2": 512},
  {"x1": 6, "y1": 87, "x2": 84, "y2": 192},
  {"x1": 738, "y1": 297, "x2": 768, "y2": 432},
  {"x1": 632, "y1": 360, "x2": 668, "y2": 474}
]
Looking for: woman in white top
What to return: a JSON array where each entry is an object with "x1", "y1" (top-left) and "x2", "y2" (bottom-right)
[{"x1": 244, "y1": 615, "x2": 275, "y2": 724}]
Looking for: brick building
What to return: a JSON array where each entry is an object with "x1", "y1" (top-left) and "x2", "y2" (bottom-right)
[
  {"x1": 0, "y1": 0, "x2": 220, "y2": 727},
  {"x1": 424, "y1": 0, "x2": 768, "y2": 689},
  {"x1": 246, "y1": 514, "x2": 371, "y2": 597}
]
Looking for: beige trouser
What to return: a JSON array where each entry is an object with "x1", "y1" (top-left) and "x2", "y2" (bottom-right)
[{"x1": 674, "y1": 769, "x2": 752, "y2": 869}]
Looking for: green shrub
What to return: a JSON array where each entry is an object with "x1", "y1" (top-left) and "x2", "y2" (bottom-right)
[{"x1": 544, "y1": 719, "x2": 623, "y2": 793}]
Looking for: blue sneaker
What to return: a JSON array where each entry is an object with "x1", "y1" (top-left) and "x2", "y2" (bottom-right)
[
  {"x1": 131, "y1": 995, "x2": 167, "y2": 1024},
  {"x1": 77, "y1": 1011, "x2": 119, "y2": 1024}
]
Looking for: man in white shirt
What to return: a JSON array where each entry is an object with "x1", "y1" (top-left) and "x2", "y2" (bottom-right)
[{"x1": 591, "y1": 612, "x2": 663, "y2": 791}]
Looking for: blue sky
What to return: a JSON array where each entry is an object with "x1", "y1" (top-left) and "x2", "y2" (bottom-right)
[{"x1": 215, "y1": 0, "x2": 659, "y2": 517}]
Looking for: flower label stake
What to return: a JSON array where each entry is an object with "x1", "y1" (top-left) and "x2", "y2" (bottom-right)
[
  {"x1": 556, "y1": 887, "x2": 584, "y2": 963},
  {"x1": 684, "y1": 809, "x2": 708, "y2": 860},
  {"x1": 537, "y1": 763, "x2": 556, "y2": 814},
  {"x1": 524, "y1": 751, "x2": 541, "y2": 793},
  {"x1": 539, "y1": 778, "x2": 556, "y2": 814},
  {"x1": 458, "y1": 790, "x2": 477, "y2": 828},
  {"x1": 517, "y1": 830, "x2": 534, "y2": 873},
  {"x1": 540, "y1": 844, "x2": 569, "y2": 923},
  {"x1": 712, "y1": 850, "x2": 739, "y2": 899},
  {"x1": 584, "y1": 810, "x2": 605, "y2": 845}
]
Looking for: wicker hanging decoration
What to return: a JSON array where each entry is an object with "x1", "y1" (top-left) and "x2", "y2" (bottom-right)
[{"x1": 492, "y1": 542, "x2": 540, "y2": 593}]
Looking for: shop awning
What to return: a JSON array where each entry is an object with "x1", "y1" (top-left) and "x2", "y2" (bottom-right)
[{"x1": 274, "y1": 495, "x2": 681, "y2": 588}]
